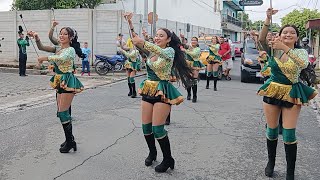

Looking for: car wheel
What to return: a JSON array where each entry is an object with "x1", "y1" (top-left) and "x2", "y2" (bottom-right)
[{"x1": 240, "y1": 67, "x2": 248, "y2": 83}]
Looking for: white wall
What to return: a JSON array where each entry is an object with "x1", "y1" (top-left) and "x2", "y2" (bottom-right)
[
  {"x1": 0, "y1": 9, "x2": 220, "y2": 64},
  {"x1": 98, "y1": 0, "x2": 222, "y2": 31}
]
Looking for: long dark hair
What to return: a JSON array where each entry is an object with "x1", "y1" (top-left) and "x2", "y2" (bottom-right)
[
  {"x1": 211, "y1": 36, "x2": 219, "y2": 44},
  {"x1": 279, "y1": 25, "x2": 316, "y2": 86},
  {"x1": 279, "y1": 25, "x2": 301, "y2": 48},
  {"x1": 160, "y1": 28, "x2": 193, "y2": 87},
  {"x1": 60, "y1": 27, "x2": 85, "y2": 58}
]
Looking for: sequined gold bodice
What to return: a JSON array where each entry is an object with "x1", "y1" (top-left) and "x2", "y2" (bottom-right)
[
  {"x1": 143, "y1": 41, "x2": 175, "y2": 81},
  {"x1": 271, "y1": 49, "x2": 309, "y2": 84},
  {"x1": 48, "y1": 47, "x2": 76, "y2": 73}
]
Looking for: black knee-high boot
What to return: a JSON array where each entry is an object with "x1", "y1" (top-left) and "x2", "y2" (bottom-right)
[
  {"x1": 186, "y1": 87, "x2": 191, "y2": 100},
  {"x1": 206, "y1": 76, "x2": 210, "y2": 89},
  {"x1": 59, "y1": 107, "x2": 73, "y2": 148},
  {"x1": 131, "y1": 83, "x2": 137, "y2": 98},
  {"x1": 155, "y1": 135, "x2": 175, "y2": 173},
  {"x1": 165, "y1": 112, "x2": 171, "y2": 125},
  {"x1": 285, "y1": 143, "x2": 297, "y2": 180},
  {"x1": 60, "y1": 122, "x2": 77, "y2": 153},
  {"x1": 213, "y1": 77, "x2": 218, "y2": 91},
  {"x1": 60, "y1": 133, "x2": 74, "y2": 147},
  {"x1": 128, "y1": 83, "x2": 132, "y2": 96},
  {"x1": 144, "y1": 134, "x2": 157, "y2": 166},
  {"x1": 265, "y1": 139, "x2": 278, "y2": 177},
  {"x1": 192, "y1": 84, "x2": 197, "y2": 103}
]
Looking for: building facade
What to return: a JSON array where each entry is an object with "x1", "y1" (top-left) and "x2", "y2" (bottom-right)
[
  {"x1": 99, "y1": 0, "x2": 222, "y2": 35},
  {"x1": 221, "y1": 0, "x2": 244, "y2": 42}
]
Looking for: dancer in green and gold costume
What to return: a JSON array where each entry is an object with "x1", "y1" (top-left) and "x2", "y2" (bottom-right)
[
  {"x1": 204, "y1": 35, "x2": 222, "y2": 90},
  {"x1": 124, "y1": 13, "x2": 192, "y2": 173},
  {"x1": 181, "y1": 37, "x2": 204, "y2": 102},
  {"x1": 29, "y1": 27, "x2": 84, "y2": 153},
  {"x1": 257, "y1": 8, "x2": 317, "y2": 180},
  {"x1": 119, "y1": 39, "x2": 141, "y2": 98}
]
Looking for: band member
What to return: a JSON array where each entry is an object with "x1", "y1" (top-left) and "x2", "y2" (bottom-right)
[
  {"x1": 181, "y1": 37, "x2": 204, "y2": 103},
  {"x1": 125, "y1": 13, "x2": 193, "y2": 173},
  {"x1": 28, "y1": 27, "x2": 85, "y2": 153},
  {"x1": 17, "y1": 26, "x2": 30, "y2": 76},
  {"x1": 119, "y1": 39, "x2": 140, "y2": 98},
  {"x1": 258, "y1": 8, "x2": 318, "y2": 180},
  {"x1": 204, "y1": 35, "x2": 222, "y2": 90}
]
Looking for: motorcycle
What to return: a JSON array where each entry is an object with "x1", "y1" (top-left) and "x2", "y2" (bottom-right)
[
  {"x1": 309, "y1": 54, "x2": 316, "y2": 65},
  {"x1": 94, "y1": 54, "x2": 126, "y2": 75}
]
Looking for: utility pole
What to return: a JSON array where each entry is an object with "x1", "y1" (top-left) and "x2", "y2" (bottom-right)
[
  {"x1": 241, "y1": 5, "x2": 244, "y2": 42},
  {"x1": 133, "y1": 0, "x2": 137, "y2": 14},
  {"x1": 143, "y1": 0, "x2": 148, "y2": 29},
  {"x1": 152, "y1": 0, "x2": 157, "y2": 37}
]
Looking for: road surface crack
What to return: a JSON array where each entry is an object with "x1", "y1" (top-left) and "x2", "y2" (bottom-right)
[{"x1": 53, "y1": 108, "x2": 138, "y2": 180}]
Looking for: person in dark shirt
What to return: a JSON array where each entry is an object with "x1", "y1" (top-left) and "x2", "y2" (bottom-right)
[
  {"x1": 301, "y1": 37, "x2": 312, "y2": 54},
  {"x1": 17, "y1": 31, "x2": 30, "y2": 76}
]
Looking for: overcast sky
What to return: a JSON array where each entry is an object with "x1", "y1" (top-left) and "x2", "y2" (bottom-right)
[{"x1": 0, "y1": 0, "x2": 319, "y2": 25}]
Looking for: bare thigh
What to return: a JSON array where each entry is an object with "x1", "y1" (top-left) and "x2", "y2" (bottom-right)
[
  {"x1": 192, "y1": 70, "x2": 199, "y2": 78},
  {"x1": 212, "y1": 63, "x2": 219, "y2": 71},
  {"x1": 57, "y1": 93, "x2": 61, "y2": 111},
  {"x1": 281, "y1": 105, "x2": 301, "y2": 129},
  {"x1": 152, "y1": 103, "x2": 171, "y2": 126},
  {"x1": 263, "y1": 102, "x2": 282, "y2": 128},
  {"x1": 207, "y1": 64, "x2": 213, "y2": 72},
  {"x1": 130, "y1": 71, "x2": 136, "y2": 77},
  {"x1": 141, "y1": 101, "x2": 153, "y2": 124},
  {"x1": 58, "y1": 93, "x2": 74, "y2": 112}
]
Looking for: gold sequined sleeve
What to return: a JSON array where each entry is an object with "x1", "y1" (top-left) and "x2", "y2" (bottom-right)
[
  {"x1": 143, "y1": 41, "x2": 175, "y2": 61},
  {"x1": 287, "y1": 49, "x2": 308, "y2": 69},
  {"x1": 186, "y1": 47, "x2": 201, "y2": 59},
  {"x1": 122, "y1": 50, "x2": 138, "y2": 62},
  {"x1": 48, "y1": 47, "x2": 75, "y2": 65}
]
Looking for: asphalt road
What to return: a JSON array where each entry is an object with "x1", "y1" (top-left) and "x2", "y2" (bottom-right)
[{"x1": 1, "y1": 59, "x2": 320, "y2": 180}]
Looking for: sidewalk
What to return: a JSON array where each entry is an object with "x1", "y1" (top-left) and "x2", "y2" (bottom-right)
[{"x1": 0, "y1": 60, "x2": 145, "y2": 77}]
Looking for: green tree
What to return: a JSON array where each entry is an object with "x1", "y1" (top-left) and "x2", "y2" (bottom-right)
[
  {"x1": 78, "y1": 0, "x2": 103, "y2": 9},
  {"x1": 12, "y1": 0, "x2": 103, "y2": 10},
  {"x1": 238, "y1": 12, "x2": 252, "y2": 30},
  {"x1": 251, "y1": 20, "x2": 280, "y2": 32},
  {"x1": 281, "y1": 8, "x2": 320, "y2": 38}
]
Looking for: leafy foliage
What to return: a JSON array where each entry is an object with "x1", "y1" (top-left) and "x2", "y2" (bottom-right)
[
  {"x1": 281, "y1": 8, "x2": 320, "y2": 38},
  {"x1": 12, "y1": 0, "x2": 103, "y2": 10}
]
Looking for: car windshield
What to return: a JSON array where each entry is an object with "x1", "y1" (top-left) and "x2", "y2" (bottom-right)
[
  {"x1": 233, "y1": 43, "x2": 242, "y2": 48},
  {"x1": 245, "y1": 39, "x2": 259, "y2": 54},
  {"x1": 198, "y1": 41, "x2": 208, "y2": 50},
  {"x1": 246, "y1": 47, "x2": 259, "y2": 54}
]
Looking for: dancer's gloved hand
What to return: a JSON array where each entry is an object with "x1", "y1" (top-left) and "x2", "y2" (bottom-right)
[
  {"x1": 266, "y1": 8, "x2": 278, "y2": 19},
  {"x1": 52, "y1": 20, "x2": 59, "y2": 27}
]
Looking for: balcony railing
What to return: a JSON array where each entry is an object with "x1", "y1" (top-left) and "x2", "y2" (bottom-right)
[{"x1": 222, "y1": 14, "x2": 242, "y2": 27}]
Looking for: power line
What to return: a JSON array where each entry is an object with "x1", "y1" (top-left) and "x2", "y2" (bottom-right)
[
  {"x1": 199, "y1": 0, "x2": 215, "y2": 10},
  {"x1": 246, "y1": 4, "x2": 299, "y2": 13},
  {"x1": 307, "y1": 0, "x2": 313, "y2": 7},
  {"x1": 191, "y1": 0, "x2": 215, "y2": 14},
  {"x1": 314, "y1": 0, "x2": 319, "y2": 9}
]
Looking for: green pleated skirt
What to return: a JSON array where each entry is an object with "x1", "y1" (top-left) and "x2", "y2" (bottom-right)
[
  {"x1": 138, "y1": 79, "x2": 184, "y2": 105},
  {"x1": 50, "y1": 73, "x2": 84, "y2": 93}
]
